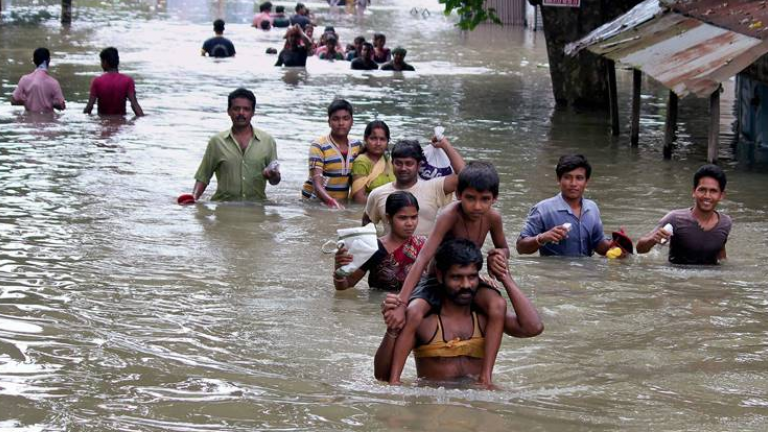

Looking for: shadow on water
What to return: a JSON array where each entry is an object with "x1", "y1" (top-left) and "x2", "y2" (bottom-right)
[{"x1": 1, "y1": 0, "x2": 768, "y2": 431}]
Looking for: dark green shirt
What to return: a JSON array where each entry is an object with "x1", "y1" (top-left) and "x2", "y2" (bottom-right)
[{"x1": 194, "y1": 127, "x2": 278, "y2": 201}]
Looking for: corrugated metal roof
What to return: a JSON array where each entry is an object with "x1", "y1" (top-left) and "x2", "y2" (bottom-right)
[
  {"x1": 673, "y1": 0, "x2": 768, "y2": 40},
  {"x1": 565, "y1": 0, "x2": 768, "y2": 98}
]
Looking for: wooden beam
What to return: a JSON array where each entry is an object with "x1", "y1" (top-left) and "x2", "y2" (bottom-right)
[
  {"x1": 663, "y1": 90, "x2": 678, "y2": 159},
  {"x1": 630, "y1": 69, "x2": 641, "y2": 146},
  {"x1": 61, "y1": 0, "x2": 72, "y2": 25},
  {"x1": 708, "y1": 88, "x2": 720, "y2": 163},
  {"x1": 607, "y1": 60, "x2": 620, "y2": 136}
]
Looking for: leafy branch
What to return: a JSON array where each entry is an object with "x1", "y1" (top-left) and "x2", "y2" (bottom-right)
[{"x1": 438, "y1": 0, "x2": 502, "y2": 30}]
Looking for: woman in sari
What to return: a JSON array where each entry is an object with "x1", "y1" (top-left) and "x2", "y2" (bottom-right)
[
  {"x1": 334, "y1": 192, "x2": 426, "y2": 291},
  {"x1": 351, "y1": 120, "x2": 395, "y2": 204}
]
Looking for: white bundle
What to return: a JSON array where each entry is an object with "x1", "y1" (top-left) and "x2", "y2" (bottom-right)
[{"x1": 322, "y1": 224, "x2": 379, "y2": 276}]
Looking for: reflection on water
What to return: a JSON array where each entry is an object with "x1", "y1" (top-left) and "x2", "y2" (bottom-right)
[{"x1": 1, "y1": 0, "x2": 768, "y2": 430}]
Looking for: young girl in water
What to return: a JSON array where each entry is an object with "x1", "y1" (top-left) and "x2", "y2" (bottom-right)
[
  {"x1": 333, "y1": 192, "x2": 426, "y2": 291},
  {"x1": 372, "y1": 33, "x2": 392, "y2": 63},
  {"x1": 351, "y1": 120, "x2": 395, "y2": 204}
]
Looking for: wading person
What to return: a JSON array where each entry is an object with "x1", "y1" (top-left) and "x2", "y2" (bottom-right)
[
  {"x1": 301, "y1": 99, "x2": 362, "y2": 209},
  {"x1": 372, "y1": 33, "x2": 391, "y2": 63},
  {"x1": 380, "y1": 47, "x2": 415, "y2": 71},
  {"x1": 350, "y1": 43, "x2": 378, "y2": 71},
  {"x1": 11, "y1": 47, "x2": 66, "y2": 114},
  {"x1": 375, "y1": 238, "x2": 542, "y2": 385},
  {"x1": 201, "y1": 19, "x2": 236, "y2": 58},
  {"x1": 636, "y1": 164, "x2": 731, "y2": 264},
  {"x1": 334, "y1": 192, "x2": 425, "y2": 291},
  {"x1": 252, "y1": 1, "x2": 273, "y2": 29},
  {"x1": 190, "y1": 88, "x2": 280, "y2": 201},
  {"x1": 516, "y1": 154, "x2": 611, "y2": 257},
  {"x1": 351, "y1": 120, "x2": 394, "y2": 203},
  {"x1": 363, "y1": 139, "x2": 463, "y2": 236},
  {"x1": 289, "y1": 2, "x2": 312, "y2": 29},
  {"x1": 83, "y1": 47, "x2": 144, "y2": 116},
  {"x1": 275, "y1": 25, "x2": 313, "y2": 67}
]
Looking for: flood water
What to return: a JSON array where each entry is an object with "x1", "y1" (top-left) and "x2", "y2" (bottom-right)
[{"x1": 1, "y1": 0, "x2": 768, "y2": 430}]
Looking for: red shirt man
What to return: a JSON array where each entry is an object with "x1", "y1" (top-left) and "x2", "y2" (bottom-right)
[{"x1": 84, "y1": 47, "x2": 144, "y2": 116}]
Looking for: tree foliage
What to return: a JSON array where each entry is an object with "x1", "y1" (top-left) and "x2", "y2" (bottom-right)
[{"x1": 438, "y1": 0, "x2": 502, "y2": 30}]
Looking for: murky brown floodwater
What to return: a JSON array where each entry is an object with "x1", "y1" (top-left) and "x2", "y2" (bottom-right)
[{"x1": 1, "y1": 0, "x2": 767, "y2": 430}]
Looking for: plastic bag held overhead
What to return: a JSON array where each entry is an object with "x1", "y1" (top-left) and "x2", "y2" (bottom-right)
[
  {"x1": 419, "y1": 126, "x2": 454, "y2": 180},
  {"x1": 322, "y1": 224, "x2": 379, "y2": 277}
]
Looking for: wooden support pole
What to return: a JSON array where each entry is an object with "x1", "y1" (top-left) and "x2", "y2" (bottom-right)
[
  {"x1": 607, "y1": 60, "x2": 620, "y2": 136},
  {"x1": 61, "y1": 0, "x2": 72, "y2": 25},
  {"x1": 708, "y1": 88, "x2": 720, "y2": 163},
  {"x1": 663, "y1": 90, "x2": 678, "y2": 159},
  {"x1": 630, "y1": 69, "x2": 642, "y2": 146}
]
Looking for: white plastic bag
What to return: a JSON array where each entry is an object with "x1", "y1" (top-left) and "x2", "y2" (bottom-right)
[
  {"x1": 322, "y1": 223, "x2": 379, "y2": 276},
  {"x1": 420, "y1": 126, "x2": 453, "y2": 180}
]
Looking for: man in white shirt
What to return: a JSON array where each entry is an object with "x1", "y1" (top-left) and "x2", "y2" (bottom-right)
[{"x1": 363, "y1": 139, "x2": 464, "y2": 236}]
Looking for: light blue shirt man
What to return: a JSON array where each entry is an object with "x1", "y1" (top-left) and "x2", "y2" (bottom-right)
[{"x1": 519, "y1": 193, "x2": 607, "y2": 256}]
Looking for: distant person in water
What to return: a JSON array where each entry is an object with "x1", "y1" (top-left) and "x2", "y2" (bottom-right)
[
  {"x1": 252, "y1": 2, "x2": 273, "y2": 29},
  {"x1": 11, "y1": 47, "x2": 66, "y2": 114},
  {"x1": 636, "y1": 164, "x2": 731, "y2": 265},
  {"x1": 201, "y1": 19, "x2": 236, "y2": 58},
  {"x1": 272, "y1": 6, "x2": 290, "y2": 28},
  {"x1": 350, "y1": 43, "x2": 378, "y2": 70},
  {"x1": 318, "y1": 35, "x2": 344, "y2": 60},
  {"x1": 83, "y1": 47, "x2": 144, "y2": 116},
  {"x1": 290, "y1": 2, "x2": 312, "y2": 29},
  {"x1": 346, "y1": 36, "x2": 366, "y2": 61},
  {"x1": 372, "y1": 33, "x2": 392, "y2": 63},
  {"x1": 275, "y1": 25, "x2": 313, "y2": 67},
  {"x1": 381, "y1": 47, "x2": 415, "y2": 71},
  {"x1": 191, "y1": 88, "x2": 280, "y2": 201}
]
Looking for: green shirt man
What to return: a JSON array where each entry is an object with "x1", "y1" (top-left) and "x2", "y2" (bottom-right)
[{"x1": 192, "y1": 88, "x2": 280, "y2": 201}]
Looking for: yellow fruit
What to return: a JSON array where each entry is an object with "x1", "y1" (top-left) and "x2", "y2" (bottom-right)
[{"x1": 606, "y1": 247, "x2": 622, "y2": 259}]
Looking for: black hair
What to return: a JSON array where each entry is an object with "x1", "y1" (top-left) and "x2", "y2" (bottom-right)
[
  {"x1": 275, "y1": 5, "x2": 285, "y2": 13},
  {"x1": 327, "y1": 99, "x2": 353, "y2": 118},
  {"x1": 260, "y1": 20, "x2": 272, "y2": 30},
  {"x1": 373, "y1": 32, "x2": 386, "y2": 41},
  {"x1": 213, "y1": 19, "x2": 225, "y2": 33},
  {"x1": 385, "y1": 191, "x2": 419, "y2": 216},
  {"x1": 228, "y1": 88, "x2": 256, "y2": 110},
  {"x1": 556, "y1": 154, "x2": 591, "y2": 180},
  {"x1": 364, "y1": 120, "x2": 390, "y2": 142},
  {"x1": 693, "y1": 164, "x2": 727, "y2": 191},
  {"x1": 99, "y1": 47, "x2": 120, "y2": 69},
  {"x1": 295, "y1": 2, "x2": 305, "y2": 12},
  {"x1": 259, "y1": 1, "x2": 272, "y2": 12},
  {"x1": 326, "y1": 35, "x2": 338, "y2": 46},
  {"x1": 391, "y1": 140, "x2": 424, "y2": 162},
  {"x1": 361, "y1": 42, "x2": 374, "y2": 58},
  {"x1": 435, "y1": 238, "x2": 483, "y2": 274},
  {"x1": 324, "y1": 26, "x2": 336, "y2": 33},
  {"x1": 33, "y1": 47, "x2": 50, "y2": 67},
  {"x1": 354, "y1": 36, "x2": 366, "y2": 44},
  {"x1": 458, "y1": 161, "x2": 500, "y2": 197}
]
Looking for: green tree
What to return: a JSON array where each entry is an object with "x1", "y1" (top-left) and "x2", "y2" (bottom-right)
[{"x1": 439, "y1": 0, "x2": 501, "y2": 30}]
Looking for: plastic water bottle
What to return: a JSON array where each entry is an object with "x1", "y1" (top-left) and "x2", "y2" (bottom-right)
[{"x1": 659, "y1": 223, "x2": 673, "y2": 245}]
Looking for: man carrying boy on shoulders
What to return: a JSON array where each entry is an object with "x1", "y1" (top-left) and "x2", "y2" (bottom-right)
[
  {"x1": 517, "y1": 154, "x2": 611, "y2": 257},
  {"x1": 636, "y1": 164, "x2": 731, "y2": 265}
]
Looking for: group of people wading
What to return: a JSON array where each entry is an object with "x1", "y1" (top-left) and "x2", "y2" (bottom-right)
[
  {"x1": 10, "y1": 48, "x2": 732, "y2": 386},
  {"x1": 182, "y1": 90, "x2": 731, "y2": 387}
]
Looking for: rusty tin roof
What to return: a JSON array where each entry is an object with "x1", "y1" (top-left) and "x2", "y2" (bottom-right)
[{"x1": 566, "y1": 0, "x2": 768, "y2": 98}]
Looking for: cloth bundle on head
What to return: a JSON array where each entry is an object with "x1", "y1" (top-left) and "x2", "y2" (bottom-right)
[{"x1": 322, "y1": 223, "x2": 379, "y2": 276}]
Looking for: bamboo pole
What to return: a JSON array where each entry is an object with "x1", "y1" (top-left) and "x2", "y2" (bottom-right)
[
  {"x1": 607, "y1": 60, "x2": 620, "y2": 136},
  {"x1": 62, "y1": 0, "x2": 72, "y2": 25},
  {"x1": 663, "y1": 90, "x2": 678, "y2": 159},
  {"x1": 708, "y1": 88, "x2": 720, "y2": 163},
  {"x1": 630, "y1": 69, "x2": 641, "y2": 146}
]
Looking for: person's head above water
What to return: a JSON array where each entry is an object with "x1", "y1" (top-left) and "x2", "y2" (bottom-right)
[
  {"x1": 385, "y1": 191, "x2": 420, "y2": 239},
  {"x1": 391, "y1": 140, "x2": 424, "y2": 186},
  {"x1": 33, "y1": 47, "x2": 51, "y2": 67},
  {"x1": 363, "y1": 119, "x2": 390, "y2": 157},
  {"x1": 458, "y1": 161, "x2": 499, "y2": 198},
  {"x1": 325, "y1": 35, "x2": 338, "y2": 51},
  {"x1": 435, "y1": 238, "x2": 483, "y2": 305},
  {"x1": 556, "y1": 154, "x2": 591, "y2": 203},
  {"x1": 227, "y1": 87, "x2": 256, "y2": 111},
  {"x1": 213, "y1": 19, "x2": 225, "y2": 34},
  {"x1": 295, "y1": 2, "x2": 307, "y2": 14},
  {"x1": 327, "y1": 99, "x2": 353, "y2": 139},
  {"x1": 694, "y1": 164, "x2": 726, "y2": 192},
  {"x1": 275, "y1": 5, "x2": 285, "y2": 14},
  {"x1": 99, "y1": 47, "x2": 120, "y2": 70},
  {"x1": 259, "y1": 1, "x2": 272, "y2": 12},
  {"x1": 392, "y1": 46, "x2": 407, "y2": 63},
  {"x1": 373, "y1": 32, "x2": 386, "y2": 48},
  {"x1": 361, "y1": 42, "x2": 374, "y2": 61}
]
